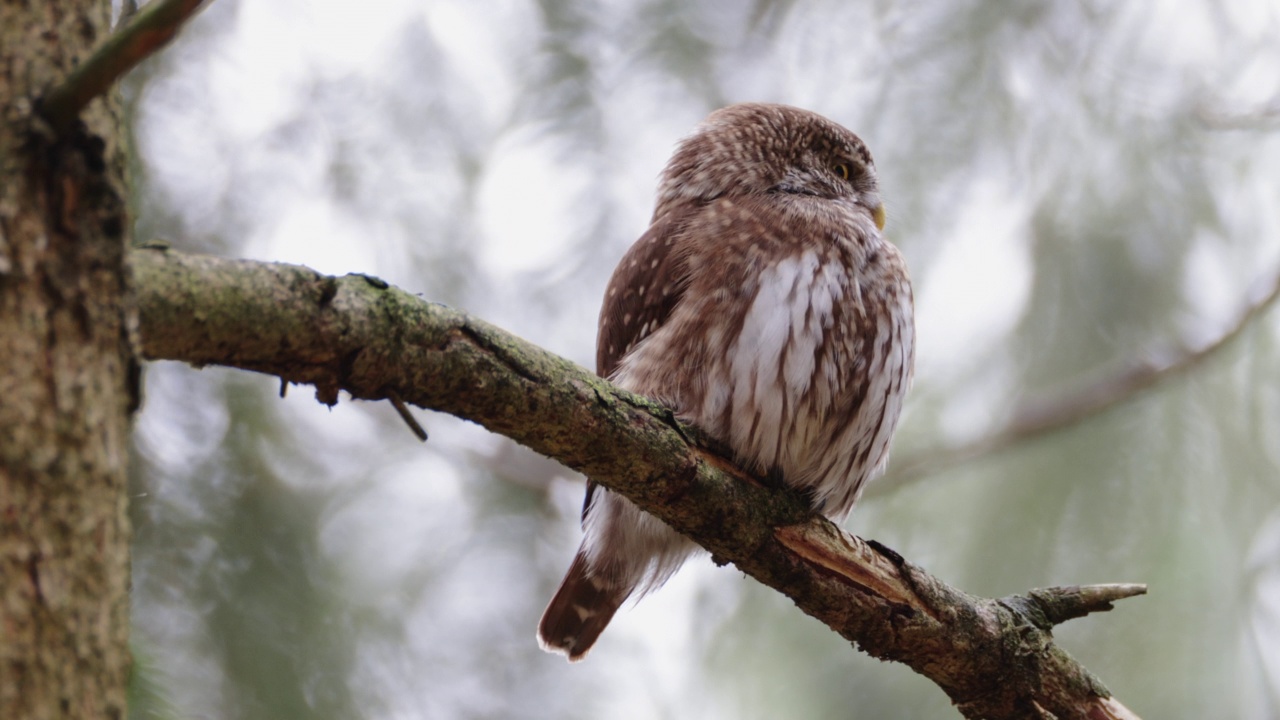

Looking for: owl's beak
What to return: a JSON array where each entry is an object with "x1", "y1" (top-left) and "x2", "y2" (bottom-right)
[{"x1": 872, "y1": 203, "x2": 887, "y2": 231}]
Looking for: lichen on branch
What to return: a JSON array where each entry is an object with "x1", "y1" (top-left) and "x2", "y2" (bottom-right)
[{"x1": 130, "y1": 247, "x2": 1145, "y2": 720}]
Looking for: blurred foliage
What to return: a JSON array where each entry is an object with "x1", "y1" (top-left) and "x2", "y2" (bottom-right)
[{"x1": 126, "y1": 0, "x2": 1280, "y2": 718}]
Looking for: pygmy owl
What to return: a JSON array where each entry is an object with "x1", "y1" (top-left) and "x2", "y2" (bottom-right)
[{"x1": 538, "y1": 102, "x2": 915, "y2": 661}]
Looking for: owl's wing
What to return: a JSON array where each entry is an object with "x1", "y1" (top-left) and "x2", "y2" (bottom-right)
[
  {"x1": 596, "y1": 212, "x2": 693, "y2": 379},
  {"x1": 583, "y1": 213, "x2": 694, "y2": 523}
]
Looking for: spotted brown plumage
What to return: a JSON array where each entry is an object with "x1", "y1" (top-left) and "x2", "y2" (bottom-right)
[{"x1": 539, "y1": 103, "x2": 915, "y2": 661}]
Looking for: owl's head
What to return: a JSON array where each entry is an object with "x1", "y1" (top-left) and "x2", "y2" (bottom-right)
[{"x1": 654, "y1": 103, "x2": 885, "y2": 230}]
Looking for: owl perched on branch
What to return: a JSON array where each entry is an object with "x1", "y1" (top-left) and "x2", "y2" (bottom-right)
[{"x1": 539, "y1": 102, "x2": 915, "y2": 661}]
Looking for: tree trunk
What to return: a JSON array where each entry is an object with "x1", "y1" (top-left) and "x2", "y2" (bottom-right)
[{"x1": 0, "y1": 2, "x2": 133, "y2": 718}]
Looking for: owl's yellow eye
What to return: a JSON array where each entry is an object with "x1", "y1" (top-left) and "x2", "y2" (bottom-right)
[{"x1": 832, "y1": 162, "x2": 851, "y2": 181}]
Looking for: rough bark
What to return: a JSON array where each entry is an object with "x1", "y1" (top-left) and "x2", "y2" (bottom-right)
[
  {"x1": 131, "y1": 248, "x2": 1146, "y2": 720},
  {"x1": 0, "y1": 2, "x2": 133, "y2": 719}
]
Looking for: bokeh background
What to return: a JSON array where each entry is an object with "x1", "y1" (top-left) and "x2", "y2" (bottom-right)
[{"x1": 122, "y1": 1, "x2": 1280, "y2": 718}]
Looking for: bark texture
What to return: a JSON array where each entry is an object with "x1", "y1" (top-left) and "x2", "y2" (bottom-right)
[
  {"x1": 132, "y1": 249, "x2": 1145, "y2": 720},
  {"x1": 0, "y1": 2, "x2": 133, "y2": 718}
]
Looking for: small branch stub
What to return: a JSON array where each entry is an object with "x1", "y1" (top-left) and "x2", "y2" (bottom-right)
[
  {"x1": 39, "y1": 0, "x2": 211, "y2": 135},
  {"x1": 387, "y1": 389, "x2": 428, "y2": 442},
  {"x1": 1000, "y1": 584, "x2": 1148, "y2": 632},
  {"x1": 1029, "y1": 584, "x2": 1148, "y2": 627}
]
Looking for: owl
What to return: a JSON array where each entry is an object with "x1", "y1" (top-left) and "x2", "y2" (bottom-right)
[{"x1": 539, "y1": 102, "x2": 915, "y2": 661}]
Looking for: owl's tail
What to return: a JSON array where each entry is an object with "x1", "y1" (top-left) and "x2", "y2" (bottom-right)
[{"x1": 537, "y1": 551, "x2": 630, "y2": 662}]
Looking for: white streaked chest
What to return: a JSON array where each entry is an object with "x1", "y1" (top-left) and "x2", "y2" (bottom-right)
[{"x1": 697, "y1": 248, "x2": 853, "y2": 469}]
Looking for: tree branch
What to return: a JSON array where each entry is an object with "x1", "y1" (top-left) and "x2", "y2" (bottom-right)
[
  {"x1": 880, "y1": 266, "x2": 1280, "y2": 492},
  {"x1": 39, "y1": 0, "x2": 210, "y2": 135},
  {"x1": 1195, "y1": 96, "x2": 1280, "y2": 131},
  {"x1": 130, "y1": 247, "x2": 1146, "y2": 720}
]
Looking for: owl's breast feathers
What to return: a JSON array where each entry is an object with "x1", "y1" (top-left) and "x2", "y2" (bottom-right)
[{"x1": 602, "y1": 194, "x2": 914, "y2": 518}]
